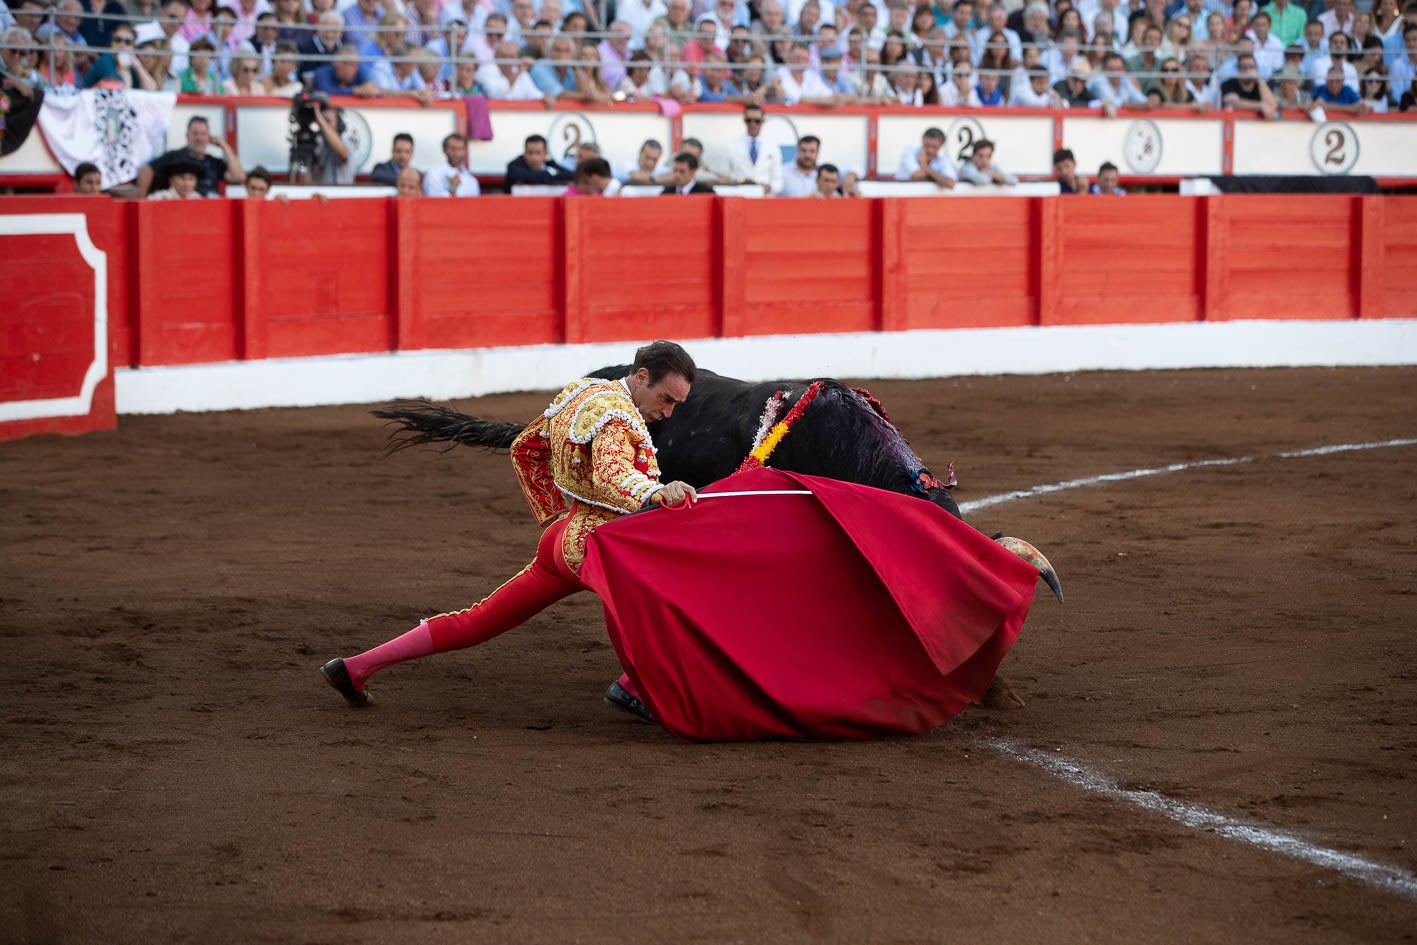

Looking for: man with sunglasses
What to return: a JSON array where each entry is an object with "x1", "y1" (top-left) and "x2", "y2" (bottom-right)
[{"x1": 721, "y1": 104, "x2": 783, "y2": 194}]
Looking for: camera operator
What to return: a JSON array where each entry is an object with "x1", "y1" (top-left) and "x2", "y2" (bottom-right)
[{"x1": 311, "y1": 98, "x2": 358, "y2": 185}]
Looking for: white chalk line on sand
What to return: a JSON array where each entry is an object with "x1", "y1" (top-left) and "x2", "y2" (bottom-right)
[
  {"x1": 957, "y1": 438, "x2": 1417, "y2": 514},
  {"x1": 983, "y1": 737, "x2": 1417, "y2": 902},
  {"x1": 964, "y1": 436, "x2": 1417, "y2": 903}
]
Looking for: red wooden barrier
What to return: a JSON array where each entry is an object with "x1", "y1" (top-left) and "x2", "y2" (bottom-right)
[
  {"x1": 565, "y1": 196, "x2": 719, "y2": 343},
  {"x1": 722, "y1": 198, "x2": 878, "y2": 337},
  {"x1": 132, "y1": 200, "x2": 240, "y2": 365},
  {"x1": 880, "y1": 197, "x2": 1038, "y2": 331},
  {"x1": 1223, "y1": 195, "x2": 1358, "y2": 321},
  {"x1": 0, "y1": 198, "x2": 121, "y2": 439},
  {"x1": 1368, "y1": 196, "x2": 1417, "y2": 320},
  {"x1": 396, "y1": 196, "x2": 561, "y2": 351},
  {"x1": 242, "y1": 198, "x2": 393, "y2": 359},
  {"x1": 1049, "y1": 195, "x2": 1204, "y2": 326}
]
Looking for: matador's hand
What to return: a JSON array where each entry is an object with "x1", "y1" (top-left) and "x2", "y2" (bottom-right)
[{"x1": 654, "y1": 481, "x2": 698, "y2": 507}]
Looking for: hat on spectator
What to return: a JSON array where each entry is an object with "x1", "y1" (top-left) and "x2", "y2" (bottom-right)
[
  {"x1": 1068, "y1": 58, "x2": 1091, "y2": 79},
  {"x1": 1284, "y1": 42, "x2": 1304, "y2": 55},
  {"x1": 167, "y1": 155, "x2": 205, "y2": 177},
  {"x1": 820, "y1": 47, "x2": 843, "y2": 61},
  {"x1": 1273, "y1": 64, "x2": 1304, "y2": 82}
]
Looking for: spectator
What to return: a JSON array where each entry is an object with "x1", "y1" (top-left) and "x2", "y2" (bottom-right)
[
  {"x1": 1312, "y1": 61, "x2": 1369, "y2": 111},
  {"x1": 532, "y1": 34, "x2": 582, "y2": 101},
  {"x1": 560, "y1": 140, "x2": 602, "y2": 174},
  {"x1": 677, "y1": 136, "x2": 723, "y2": 185},
  {"x1": 817, "y1": 48, "x2": 855, "y2": 96},
  {"x1": 1055, "y1": 57, "x2": 1099, "y2": 105},
  {"x1": 618, "y1": 138, "x2": 668, "y2": 183},
  {"x1": 205, "y1": 6, "x2": 239, "y2": 80},
  {"x1": 943, "y1": 0, "x2": 974, "y2": 41},
  {"x1": 780, "y1": 134, "x2": 820, "y2": 196},
  {"x1": 894, "y1": 126, "x2": 956, "y2": 188},
  {"x1": 565, "y1": 156, "x2": 613, "y2": 196},
  {"x1": 977, "y1": 30, "x2": 1017, "y2": 97},
  {"x1": 222, "y1": 51, "x2": 263, "y2": 93},
  {"x1": 1246, "y1": 11, "x2": 1284, "y2": 78},
  {"x1": 396, "y1": 165, "x2": 423, "y2": 196},
  {"x1": 737, "y1": 53, "x2": 784, "y2": 102},
  {"x1": 442, "y1": 56, "x2": 481, "y2": 95},
  {"x1": 298, "y1": 12, "x2": 344, "y2": 82},
  {"x1": 598, "y1": 20, "x2": 633, "y2": 88},
  {"x1": 178, "y1": 0, "x2": 215, "y2": 42},
  {"x1": 1390, "y1": 23, "x2": 1417, "y2": 104},
  {"x1": 574, "y1": 41, "x2": 616, "y2": 104},
  {"x1": 36, "y1": 0, "x2": 87, "y2": 47},
  {"x1": 662, "y1": 151, "x2": 715, "y2": 193},
  {"x1": 506, "y1": 133, "x2": 573, "y2": 186},
  {"x1": 777, "y1": 44, "x2": 837, "y2": 103},
  {"x1": 619, "y1": 0, "x2": 668, "y2": 48},
  {"x1": 73, "y1": 162, "x2": 103, "y2": 194},
  {"x1": 1222, "y1": 51, "x2": 1279, "y2": 117},
  {"x1": 698, "y1": 49, "x2": 740, "y2": 101},
  {"x1": 264, "y1": 42, "x2": 301, "y2": 95},
  {"x1": 1319, "y1": 0, "x2": 1356, "y2": 39},
  {"x1": 342, "y1": 0, "x2": 384, "y2": 47},
  {"x1": 1400, "y1": 71, "x2": 1417, "y2": 109},
  {"x1": 1124, "y1": 23, "x2": 1163, "y2": 86},
  {"x1": 38, "y1": 37, "x2": 79, "y2": 90},
  {"x1": 147, "y1": 157, "x2": 206, "y2": 199},
  {"x1": 1089, "y1": 160, "x2": 1125, "y2": 194},
  {"x1": 1010, "y1": 65, "x2": 1058, "y2": 104},
  {"x1": 466, "y1": 12, "x2": 507, "y2": 62},
  {"x1": 249, "y1": 12, "x2": 279, "y2": 73},
  {"x1": 618, "y1": 50, "x2": 667, "y2": 98},
  {"x1": 938, "y1": 61, "x2": 981, "y2": 103},
  {"x1": 478, "y1": 39, "x2": 544, "y2": 99},
  {"x1": 371, "y1": 132, "x2": 414, "y2": 186},
  {"x1": 1261, "y1": 0, "x2": 1307, "y2": 47},
  {"x1": 1053, "y1": 147, "x2": 1085, "y2": 193},
  {"x1": 1019, "y1": 1, "x2": 1051, "y2": 47},
  {"x1": 1270, "y1": 63, "x2": 1313, "y2": 108},
  {"x1": 135, "y1": 0, "x2": 192, "y2": 74},
  {"x1": 179, "y1": 37, "x2": 220, "y2": 91},
  {"x1": 312, "y1": 46, "x2": 379, "y2": 96},
  {"x1": 311, "y1": 101, "x2": 357, "y2": 184},
  {"x1": 423, "y1": 132, "x2": 480, "y2": 197},
  {"x1": 1298, "y1": 18, "x2": 1328, "y2": 75},
  {"x1": 372, "y1": 43, "x2": 436, "y2": 103},
  {"x1": 957, "y1": 138, "x2": 1017, "y2": 185},
  {"x1": 84, "y1": 22, "x2": 160, "y2": 89},
  {"x1": 1146, "y1": 56, "x2": 1199, "y2": 106},
  {"x1": 1184, "y1": 49, "x2": 1219, "y2": 105},
  {"x1": 1093, "y1": 49, "x2": 1148, "y2": 109},
  {"x1": 133, "y1": 37, "x2": 175, "y2": 90},
  {"x1": 972, "y1": 3, "x2": 1023, "y2": 63},
  {"x1": 521, "y1": 19, "x2": 554, "y2": 60},
  {"x1": 720, "y1": 104, "x2": 783, "y2": 194},
  {"x1": 1360, "y1": 67, "x2": 1390, "y2": 111},
  {"x1": 812, "y1": 162, "x2": 840, "y2": 198},
  {"x1": 1160, "y1": 13, "x2": 1194, "y2": 63},
  {"x1": 244, "y1": 165, "x2": 273, "y2": 198},
  {"x1": 1309, "y1": 31, "x2": 1359, "y2": 90}
]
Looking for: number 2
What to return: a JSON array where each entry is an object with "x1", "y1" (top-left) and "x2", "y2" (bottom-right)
[{"x1": 1324, "y1": 129, "x2": 1347, "y2": 167}]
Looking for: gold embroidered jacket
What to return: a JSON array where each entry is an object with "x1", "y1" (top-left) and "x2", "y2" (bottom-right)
[{"x1": 510, "y1": 377, "x2": 663, "y2": 572}]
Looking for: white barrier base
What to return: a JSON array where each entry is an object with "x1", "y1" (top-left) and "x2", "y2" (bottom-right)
[{"x1": 115, "y1": 319, "x2": 1417, "y2": 416}]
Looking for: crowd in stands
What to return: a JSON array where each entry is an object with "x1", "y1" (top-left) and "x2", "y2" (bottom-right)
[{"x1": 1, "y1": 0, "x2": 1415, "y2": 112}]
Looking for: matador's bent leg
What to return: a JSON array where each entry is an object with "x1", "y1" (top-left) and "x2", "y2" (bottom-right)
[{"x1": 323, "y1": 519, "x2": 584, "y2": 706}]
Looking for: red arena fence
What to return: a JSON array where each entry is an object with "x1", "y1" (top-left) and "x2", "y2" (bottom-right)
[{"x1": 2, "y1": 193, "x2": 1416, "y2": 441}]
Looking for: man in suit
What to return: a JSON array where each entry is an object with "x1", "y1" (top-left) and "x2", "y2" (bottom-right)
[
  {"x1": 661, "y1": 152, "x2": 716, "y2": 195},
  {"x1": 717, "y1": 104, "x2": 783, "y2": 195},
  {"x1": 371, "y1": 133, "x2": 414, "y2": 187}
]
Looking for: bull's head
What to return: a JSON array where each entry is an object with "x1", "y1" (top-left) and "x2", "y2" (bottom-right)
[{"x1": 995, "y1": 536, "x2": 1064, "y2": 603}]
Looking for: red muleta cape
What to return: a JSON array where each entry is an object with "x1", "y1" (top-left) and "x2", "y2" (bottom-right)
[{"x1": 578, "y1": 467, "x2": 1041, "y2": 742}]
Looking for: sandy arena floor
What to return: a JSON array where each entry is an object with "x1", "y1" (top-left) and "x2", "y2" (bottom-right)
[{"x1": 2, "y1": 366, "x2": 1415, "y2": 944}]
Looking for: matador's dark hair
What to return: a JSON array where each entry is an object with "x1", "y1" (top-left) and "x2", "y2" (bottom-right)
[{"x1": 633, "y1": 340, "x2": 696, "y2": 386}]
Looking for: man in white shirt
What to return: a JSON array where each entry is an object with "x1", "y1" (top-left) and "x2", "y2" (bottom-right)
[
  {"x1": 477, "y1": 40, "x2": 546, "y2": 100},
  {"x1": 1318, "y1": 0, "x2": 1356, "y2": 39},
  {"x1": 423, "y1": 133, "x2": 482, "y2": 197},
  {"x1": 1247, "y1": 11, "x2": 1286, "y2": 79},
  {"x1": 776, "y1": 44, "x2": 837, "y2": 102},
  {"x1": 1078, "y1": 0, "x2": 1129, "y2": 42},
  {"x1": 780, "y1": 134, "x2": 822, "y2": 196},
  {"x1": 619, "y1": 0, "x2": 667, "y2": 47},
  {"x1": 1091, "y1": 50, "x2": 1149, "y2": 107},
  {"x1": 719, "y1": 104, "x2": 784, "y2": 194},
  {"x1": 893, "y1": 126, "x2": 956, "y2": 188},
  {"x1": 969, "y1": 2, "x2": 1022, "y2": 65}
]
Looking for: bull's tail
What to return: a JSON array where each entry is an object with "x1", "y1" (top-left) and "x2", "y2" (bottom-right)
[{"x1": 372, "y1": 401, "x2": 526, "y2": 454}]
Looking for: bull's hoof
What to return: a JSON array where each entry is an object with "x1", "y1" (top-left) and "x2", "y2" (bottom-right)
[
  {"x1": 995, "y1": 536, "x2": 1064, "y2": 603},
  {"x1": 980, "y1": 675, "x2": 1026, "y2": 710}
]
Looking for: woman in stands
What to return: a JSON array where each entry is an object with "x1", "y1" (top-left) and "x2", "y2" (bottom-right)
[
  {"x1": 1227, "y1": 0, "x2": 1254, "y2": 44},
  {"x1": 1161, "y1": 14, "x2": 1192, "y2": 62},
  {"x1": 642, "y1": 22, "x2": 673, "y2": 73},
  {"x1": 1196, "y1": 11, "x2": 1228, "y2": 67},
  {"x1": 1357, "y1": 35, "x2": 1387, "y2": 77},
  {"x1": 919, "y1": 67, "x2": 941, "y2": 104},
  {"x1": 136, "y1": 37, "x2": 175, "y2": 91},
  {"x1": 1374, "y1": 0, "x2": 1403, "y2": 41},
  {"x1": 1149, "y1": 57, "x2": 1199, "y2": 107},
  {"x1": 1057, "y1": 6, "x2": 1084, "y2": 37},
  {"x1": 271, "y1": 0, "x2": 307, "y2": 45},
  {"x1": 737, "y1": 52, "x2": 783, "y2": 103},
  {"x1": 939, "y1": 61, "x2": 982, "y2": 105},
  {"x1": 575, "y1": 41, "x2": 615, "y2": 104},
  {"x1": 222, "y1": 51, "x2": 264, "y2": 95},
  {"x1": 1360, "y1": 68, "x2": 1390, "y2": 113},
  {"x1": 910, "y1": 4, "x2": 935, "y2": 44},
  {"x1": 768, "y1": 25, "x2": 794, "y2": 65},
  {"x1": 38, "y1": 36, "x2": 79, "y2": 91},
  {"x1": 979, "y1": 29, "x2": 1016, "y2": 98},
  {"x1": 1400, "y1": 75, "x2": 1417, "y2": 111},
  {"x1": 180, "y1": 0, "x2": 215, "y2": 42},
  {"x1": 880, "y1": 29, "x2": 910, "y2": 70},
  {"x1": 264, "y1": 43, "x2": 303, "y2": 96}
]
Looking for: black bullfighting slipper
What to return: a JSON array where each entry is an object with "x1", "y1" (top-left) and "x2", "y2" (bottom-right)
[
  {"x1": 322, "y1": 658, "x2": 372, "y2": 708},
  {"x1": 604, "y1": 680, "x2": 653, "y2": 724}
]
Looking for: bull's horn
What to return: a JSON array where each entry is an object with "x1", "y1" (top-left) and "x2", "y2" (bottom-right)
[{"x1": 995, "y1": 536, "x2": 1064, "y2": 603}]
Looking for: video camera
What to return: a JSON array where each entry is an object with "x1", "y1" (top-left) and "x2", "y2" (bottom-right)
[{"x1": 287, "y1": 90, "x2": 332, "y2": 182}]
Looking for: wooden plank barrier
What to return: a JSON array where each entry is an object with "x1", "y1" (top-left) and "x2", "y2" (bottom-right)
[{"x1": 132, "y1": 199, "x2": 240, "y2": 366}]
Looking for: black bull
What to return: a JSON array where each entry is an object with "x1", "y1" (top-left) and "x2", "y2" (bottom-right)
[
  {"x1": 374, "y1": 366, "x2": 1061, "y2": 601},
  {"x1": 376, "y1": 367, "x2": 957, "y2": 510}
]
